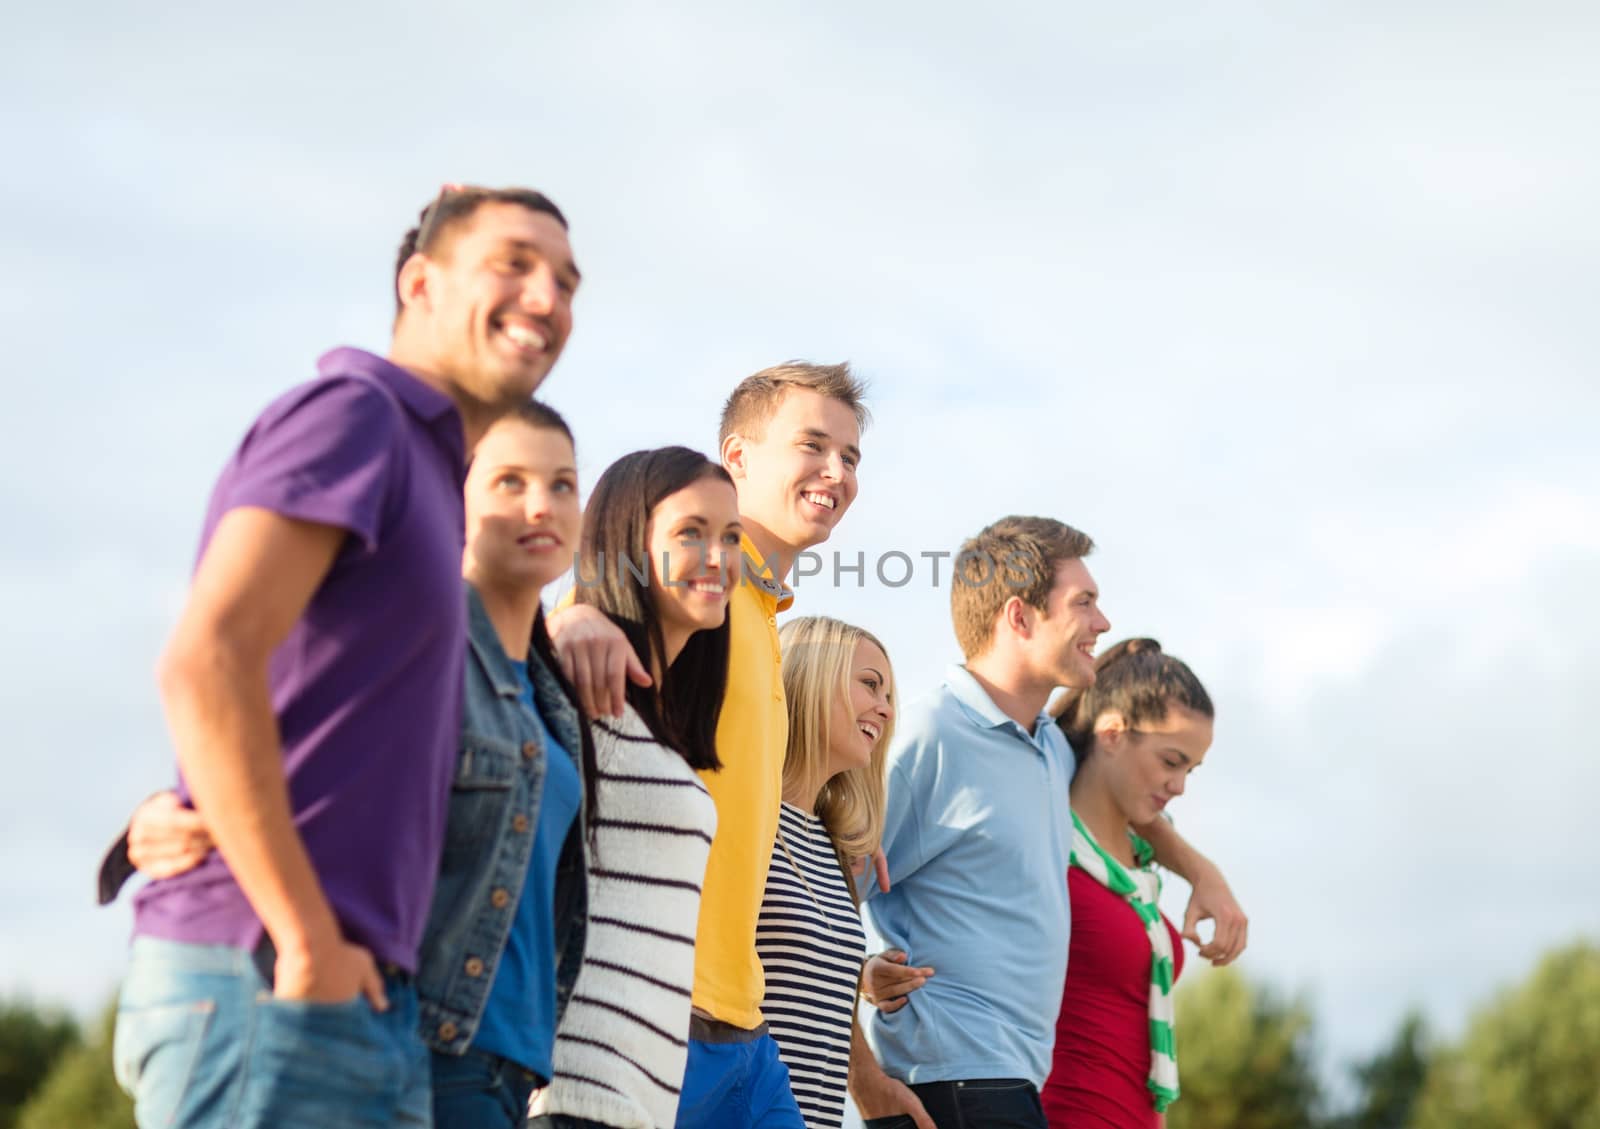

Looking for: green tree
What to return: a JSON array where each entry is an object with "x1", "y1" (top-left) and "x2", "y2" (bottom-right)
[
  {"x1": 13, "y1": 1005, "x2": 132, "y2": 1129},
  {"x1": 0, "y1": 1000, "x2": 81, "y2": 1129},
  {"x1": 1327, "y1": 1012, "x2": 1429, "y2": 1129},
  {"x1": 1409, "y1": 940, "x2": 1600, "y2": 1129},
  {"x1": 1165, "y1": 965, "x2": 1324, "y2": 1129}
]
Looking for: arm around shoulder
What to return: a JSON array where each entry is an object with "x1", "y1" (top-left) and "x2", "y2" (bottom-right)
[{"x1": 1138, "y1": 816, "x2": 1249, "y2": 965}]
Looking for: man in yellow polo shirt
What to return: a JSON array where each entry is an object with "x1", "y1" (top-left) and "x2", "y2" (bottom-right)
[{"x1": 550, "y1": 361, "x2": 869, "y2": 1127}]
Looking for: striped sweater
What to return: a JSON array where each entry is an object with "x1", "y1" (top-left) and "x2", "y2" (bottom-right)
[
  {"x1": 756, "y1": 802, "x2": 868, "y2": 1129},
  {"x1": 537, "y1": 704, "x2": 717, "y2": 1129}
]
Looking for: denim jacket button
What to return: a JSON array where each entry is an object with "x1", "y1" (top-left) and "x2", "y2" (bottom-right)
[
  {"x1": 512, "y1": 814, "x2": 530, "y2": 833},
  {"x1": 464, "y1": 957, "x2": 485, "y2": 978},
  {"x1": 490, "y1": 887, "x2": 511, "y2": 909},
  {"x1": 521, "y1": 741, "x2": 538, "y2": 759},
  {"x1": 438, "y1": 1021, "x2": 458, "y2": 1041}
]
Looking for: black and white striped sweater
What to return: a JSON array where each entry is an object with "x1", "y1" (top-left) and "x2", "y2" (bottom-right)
[{"x1": 538, "y1": 704, "x2": 717, "y2": 1129}]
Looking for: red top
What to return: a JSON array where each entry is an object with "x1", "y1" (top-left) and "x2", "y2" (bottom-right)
[{"x1": 1041, "y1": 868, "x2": 1186, "y2": 1129}]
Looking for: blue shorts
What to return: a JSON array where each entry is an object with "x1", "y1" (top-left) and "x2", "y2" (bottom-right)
[{"x1": 673, "y1": 1024, "x2": 806, "y2": 1129}]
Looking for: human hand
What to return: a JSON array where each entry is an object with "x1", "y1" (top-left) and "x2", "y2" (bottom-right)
[
  {"x1": 851, "y1": 1066, "x2": 936, "y2": 1129},
  {"x1": 1182, "y1": 863, "x2": 1249, "y2": 965},
  {"x1": 863, "y1": 949, "x2": 934, "y2": 1013},
  {"x1": 127, "y1": 791, "x2": 214, "y2": 878},
  {"x1": 273, "y1": 937, "x2": 389, "y2": 1011},
  {"x1": 547, "y1": 603, "x2": 651, "y2": 718}
]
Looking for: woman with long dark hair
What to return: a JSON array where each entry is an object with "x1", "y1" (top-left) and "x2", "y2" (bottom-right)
[{"x1": 531, "y1": 446, "x2": 739, "y2": 1129}]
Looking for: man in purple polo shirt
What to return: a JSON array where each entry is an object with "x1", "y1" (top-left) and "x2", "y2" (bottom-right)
[{"x1": 114, "y1": 187, "x2": 582, "y2": 1129}]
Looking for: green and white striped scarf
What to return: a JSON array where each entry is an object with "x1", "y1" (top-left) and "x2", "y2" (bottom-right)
[{"x1": 1068, "y1": 810, "x2": 1180, "y2": 1112}]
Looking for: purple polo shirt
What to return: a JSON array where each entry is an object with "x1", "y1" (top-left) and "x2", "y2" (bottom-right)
[{"x1": 132, "y1": 347, "x2": 467, "y2": 973}]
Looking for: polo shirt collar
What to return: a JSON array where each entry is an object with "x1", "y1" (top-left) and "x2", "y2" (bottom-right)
[
  {"x1": 944, "y1": 663, "x2": 1053, "y2": 742},
  {"x1": 739, "y1": 532, "x2": 795, "y2": 613},
  {"x1": 317, "y1": 347, "x2": 460, "y2": 427}
]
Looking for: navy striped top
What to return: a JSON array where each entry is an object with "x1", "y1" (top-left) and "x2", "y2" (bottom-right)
[{"x1": 757, "y1": 802, "x2": 867, "y2": 1129}]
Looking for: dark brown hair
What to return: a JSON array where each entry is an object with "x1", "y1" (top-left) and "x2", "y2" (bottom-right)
[
  {"x1": 393, "y1": 186, "x2": 569, "y2": 314},
  {"x1": 1054, "y1": 638, "x2": 1214, "y2": 764},
  {"x1": 574, "y1": 447, "x2": 733, "y2": 771}
]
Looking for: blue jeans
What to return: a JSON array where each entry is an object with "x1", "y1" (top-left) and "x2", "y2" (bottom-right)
[
  {"x1": 113, "y1": 937, "x2": 431, "y2": 1128},
  {"x1": 431, "y1": 1046, "x2": 541, "y2": 1129},
  {"x1": 863, "y1": 1078, "x2": 1044, "y2": 1129},
  {"x1": 673, "y1": 1029, "x2": 806, "y2": 1129}
]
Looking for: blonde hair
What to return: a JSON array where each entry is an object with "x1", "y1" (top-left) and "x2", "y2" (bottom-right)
[
  {"x1": 718, "y1": 361, "x2": 871, "y2": 447},
  {"x1": 778, "y1": 616, "x2": 895, "y2": 863}
]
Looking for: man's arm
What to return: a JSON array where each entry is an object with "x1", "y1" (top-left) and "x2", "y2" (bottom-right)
[
  {"x1": 847, "y1": 1012, "x2": 934, "y2": 1129},
  {"x1": 545, "y1": 601, "x2": 651, "y2": 719},
  {"x1": 1138, "y1": 816, "x2": 1248, "y2": 966},
  {"x1": 159, "y1": 506, "x2": 385, "y2": 1008}
]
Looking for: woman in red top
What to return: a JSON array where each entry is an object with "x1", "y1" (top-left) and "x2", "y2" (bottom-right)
[{"x1": 1042, "y1": 639, "x2": 1215, "y2": 1129}]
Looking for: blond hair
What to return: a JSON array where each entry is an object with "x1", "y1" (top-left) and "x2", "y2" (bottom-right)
[
  {"x1": 950, "y1": 515, "x2": 1096, "y2": 660},
  {"x1": 778, "y1": 616, "x2": 895, "y2": 863},
  {"x1": 718, "y1": 361, "x2": 870, "y2": 447}
]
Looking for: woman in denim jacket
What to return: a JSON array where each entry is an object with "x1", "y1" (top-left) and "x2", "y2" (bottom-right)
[
  {"x1": 106, "y1": 401, "x2": 597, "y2": 1129},
  {"x1": 419, "y1": 401, "x2": 597, "y2": 1127}
]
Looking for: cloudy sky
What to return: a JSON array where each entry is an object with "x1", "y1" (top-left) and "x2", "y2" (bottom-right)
[{"x1": 4, "y1": 0, "x2": 1597, "y2": 1104}]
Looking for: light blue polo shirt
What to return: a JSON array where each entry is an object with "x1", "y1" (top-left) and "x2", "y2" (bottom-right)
[{"x1": 860, "y1": 665, "x2": 1076, "y2": 1088}]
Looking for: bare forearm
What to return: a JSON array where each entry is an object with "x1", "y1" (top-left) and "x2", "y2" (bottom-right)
[
  {"x1": 1136, "y1": 815, "x2": 1210, "y2": 882},
  {"x1": 848, "y1": 1013, "x2": 874, "y2": 1089},
  {"x1": 160, "y1": 640, "x2": 339, "y2": 954},
  {"x1": 849, "y1": 1011, "x2": 931, "y2": 1126},
  {"x1": 848, "y1": 1012, "x2": 898, "y2": 1102}
]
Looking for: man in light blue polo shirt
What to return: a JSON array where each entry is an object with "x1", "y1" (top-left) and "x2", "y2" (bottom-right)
[{"x1": 851, "y1": 516, "x2": 1249, "y2": 1129}]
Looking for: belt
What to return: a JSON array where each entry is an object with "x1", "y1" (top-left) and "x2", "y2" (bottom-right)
[{"x1": 688, "y1": 1013, "x2": 769, "y2": 1044}]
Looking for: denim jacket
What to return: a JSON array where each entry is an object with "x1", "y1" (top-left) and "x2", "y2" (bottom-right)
[{"x1": 416, "y1": 583, "x2": 589, "y2": 1055}]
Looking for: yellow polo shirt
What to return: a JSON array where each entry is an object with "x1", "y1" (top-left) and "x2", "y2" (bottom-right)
[{"x1": 691, "y1": 536, "x2": 792, "y2": 1027}]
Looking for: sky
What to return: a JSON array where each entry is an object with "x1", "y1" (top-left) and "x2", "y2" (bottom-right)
[{"x1": 3, "y1": 0, "x2": 1598, "y2": 1108}]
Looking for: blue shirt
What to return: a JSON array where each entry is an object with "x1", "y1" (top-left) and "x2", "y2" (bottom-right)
[
  {"x1": 134, "y1": 348, "x2": 466, "y2": 972},
  {"x1": 861, "y1": 665, "x2": 1076, "y2": 1088},
  {"x1": 472, "y1": 660, "x2": 582, "y2": 1077}
]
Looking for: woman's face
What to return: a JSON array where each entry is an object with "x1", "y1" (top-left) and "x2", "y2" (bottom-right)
[
  {"x1": 825, "y1": 637, "x2": 894, "y2": 780},
  {"x1": 462, "y1": 419, "x2": 580, "y2": 594},
  {"x1": 646, "y1": 474, "x2": 742, "y2": 654},
  {"x1": 1102, "y1": 704, "x2": 1213, "y2": 825}
]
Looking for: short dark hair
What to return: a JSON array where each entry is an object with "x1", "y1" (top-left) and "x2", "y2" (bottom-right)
[
  {"x1": 502, "y1": 398, "x2": 574, "y2": 445},
  {"x1": 393, "y1": 186, "x2": 569, "y2": 313},
  {"x1": 1054, "y1": 638, "x2": 1214, "y2": 765},
  {"x1": 574, "y1": 447, "x2": 733, "y2": 771}
]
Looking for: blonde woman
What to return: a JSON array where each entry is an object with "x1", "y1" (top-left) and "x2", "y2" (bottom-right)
[{"x1": 756, "y1": 616, "x2": 903, "y2": 1129}]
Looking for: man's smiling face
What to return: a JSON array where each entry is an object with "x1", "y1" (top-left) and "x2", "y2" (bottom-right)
[
  {"x1": 407, "y1": 201, "x2": 580, "y2": 409},
  {"x1": 726, "y1": 386, "x2": 861, "y2": 556},
  {"x1": 1031, "y1": 557, "x2": 1111, "y2": 689}
]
